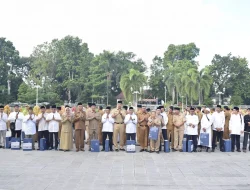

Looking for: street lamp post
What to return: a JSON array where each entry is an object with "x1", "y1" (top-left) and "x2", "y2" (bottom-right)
[
  {"x1": 132, "y1": 91, "x2": 140, "y2": 108},
  {"x1": 7, "y1": 63, "x2": 13, "y2": 95},
  {"x1": 36, "y1": 85, "x2": 39, "y2": 105},
  {"x1": 164, "y1": 86, "x2": 167, "y2": 104},
  {"x1": 215, "y1": 87, "x2": 225, "y2": 105}
]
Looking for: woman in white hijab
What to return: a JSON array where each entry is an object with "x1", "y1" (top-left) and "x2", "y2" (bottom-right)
[
  {"x1": 60, "y1": 107, "x2": 74, "y2": 151},
  {"x1": 198, "y1": 108, "x2": 213, "y2": 152}
]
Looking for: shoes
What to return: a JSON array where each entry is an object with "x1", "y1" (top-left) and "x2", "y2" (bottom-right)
[
  {"x1": 179, "y1": 149, "x2": 183, "y2": 152},
  {"x1": 120, "y1": 148, "x2": 125, "y2": 151},
  {"x1": 149, "y1": 150, "x2": 153, "y2": 153},
  {"x1": 37, "y1": 148, "x2": 40, "y2": 151},
  {"x1": 101, "y1": 149, "x2": 105, "y2": 151},
  {"x1": 236, "y1": 149, "x2": 241, "y2": 152},
  {"x1": 115, "y1": 149, "x2": 119, "y2": 152},
  {"x1": 80, "y1": 149, "x2": 85, "y2": 152},
  {"x1": 110, "y1": 149, "x2": 114, "y2": 152},
  {"x1": 140, "y1": 149, "x2": 144, "y2": 152},
  {"x1": 212, "y1": 149, "x2": 215, "y2": 152},
  {"x1": 144, "y1": 149, "x2": 148, "y2": 152},
  {"x1": 193, "y1": 150, "x2": 197, "y2": 152},
  {"x1": 243, "y1": 149, "x2": 247, "y2": 153},
  {"x1": 231, "y1": 150, "x2": 235, "y2": 152},
  {"x1": 156, "y1": 151, "x2": 160, "y2": 154}
]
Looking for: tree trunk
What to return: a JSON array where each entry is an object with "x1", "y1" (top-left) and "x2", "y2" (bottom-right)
[
  {"x1": 177, "y1": 91, "x2": 179, "y2": 105},
  {"x1": 172, "y1": 87, "x2": 175, "y2": 105},
  {"x1": 198, "y1": 83, "x2": 201, "y2": 105}
]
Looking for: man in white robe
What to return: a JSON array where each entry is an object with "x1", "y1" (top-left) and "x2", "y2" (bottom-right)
[
  {"x1": 124, "y1": 107, "x2": 138, "y2": 141},
  {"x1": 229, "y1": 107, "x2": 244, "y2": 152},
  {"x1": 198, "y1": 108, "x2": 213, "y2": 152}
]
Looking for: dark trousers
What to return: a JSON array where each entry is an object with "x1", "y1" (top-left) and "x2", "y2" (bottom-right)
[
  {"x1": 243, "y1": 132, "x2": 250, "y2": 150},
  {"x1": 102, "y1": 132, "x2": 113, "y2": 150},
  {"x1": 186, "y1": 135, "x2": 198, "y2": 151},
  {"x1": 11, "y1": 129, "x2": 21, "y2": 138},
  {"x1": 212, "y1": 130, "x2": 224, "y2": 150},
  {"x1": 38, "y1": 130, "x2": 49, "y2": 149},
  {"x1": 159, "y1": 129, "x2": 167, "y2": 151},
  {"x1": 49, "y1": 132, "x2": 58, "y2": 149},
  {"x1": 126, "y1": 133, "x2": 136, "y2": 141},
  {"x1": 231, "y1": 134, "x2": 240, "y2": 151}
]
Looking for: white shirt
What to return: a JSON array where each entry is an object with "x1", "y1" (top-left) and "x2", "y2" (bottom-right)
[
  {"x1": 46, "y1": 112, "x2": 62, "y2": 132},
  {"x1": 0, "y1": 112, "x2": 8, "y2": 130},
  {"x1": 212, "y1": 111, "x2": 225, "y2": 131},
  {"x1": 124, "y1": 113, "x2": 138, "y2": 134},
  {"x1": 185, "y1": 114, "x2": 199, "y2": 135},
  {"x1": 229, "y1": 114, "x2": 244, "y2": 135},
  {"x1": 37, "y1": 113, "x2": 48, "y2": 131},
  {"x1": 201, "y1": 114, "x2": 213, "y2": 131},
  {"x1": 161, "y1": 112, "x2": 168, "y2": 129},
  {"x1": 102, "y1": 113, "x2": 114, "y2": 132},
  {"x1": 23, "y1": 114, "x2": 36, "y2": 135},
  {"x1": 8, "y1": 111, "x2": 24, "y2": 130}
]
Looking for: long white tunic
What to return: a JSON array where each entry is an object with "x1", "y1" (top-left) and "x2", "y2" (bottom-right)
[
  {"x1": 0, "y1": 113, "x2": 8, "y2": 130},
  {"x1": 8, "y1": 111, "x2": 24, "y2": 130},
  {"x1": 229, "y1": 114, "x2": 244, "y2": 135},
  {"x1": 46, "y1": 112, "x2": 61, "y2": 132},
  {"x1": 185, "y1": 114, "x2": 199, "y2": 135},
  {"x1": 23, "y1": 114, "x2": 36, "y2": 135},
  {"x1": 124, "y1": 113, "x2": 138, "y2": 134},
  {"x1": 102, "y1": 113, "x2": 114, "y2": 132},
  {"x1": 212, "y1": 111, "x2": 225, "y2": 131},
  {"x1": 198, "y1": 114, "x2": 213, "y2": 147},
  {"x1": 37, "y1": 113, "x2": 48, "y2": 131},
  {"x1": 161, "y1": 112, "x2": 168, "y2": 129}
]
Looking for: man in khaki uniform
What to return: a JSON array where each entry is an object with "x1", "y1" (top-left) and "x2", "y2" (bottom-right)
[
  {"x1": 167, "y1": 106, "x2": 175, "y2": 150},
  {"x1": 223, "y1": 106, "x2": 231, "y2": 139},
  {"x1": 138, "y1": 106, "x2": 150, "y2": 152},
  {"x1": 111, "y1": 101, "x2": 126, "y2": 151},
  {"x1": 136, "y1": 105, "x2": 142, "y2": 144},
  {"x1": 86, "y1": 103, "x2": 101, "y2": 151},
  {"x1": 74, "y1": 103, "x2": 86, "y2": 152},
  {"x1": 85, "y1": 102, "x2": 92, "y2": 145},
  {"x1": 196, "y1": 107, "x2": 203, "y2": 137},
  {"x1": 98, "y1": 106, "x2": 104, "y2": 145},
  {"x1": 173, "y1": 107, "x2": 186, "y2": 152}
]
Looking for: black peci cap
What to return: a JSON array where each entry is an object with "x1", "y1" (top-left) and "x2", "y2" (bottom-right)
[
  {"x1": 77, "y1": 102, "x2": 82, "y2": 106},
  {"x1": 117, "y1": 101, "x2": 122, "y2": 104},
  {"x1": 52, "y1": 105, "x2": 56, "y2": 109}
]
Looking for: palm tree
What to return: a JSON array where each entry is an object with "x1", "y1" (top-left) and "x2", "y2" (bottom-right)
[{"x1": 120, "y1": 69, "x2": 147, "y2": 102}]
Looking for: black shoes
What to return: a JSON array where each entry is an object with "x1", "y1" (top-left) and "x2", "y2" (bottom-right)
[
  {"x1": 140, "y1": 149, "x2": 144, "y2": 152},
  {"x1": 120, "y1": 148, "x2": 125, "y2": 151},
  {"x1": 101, "y1": 149, "x2": 105, "y2": 151}
]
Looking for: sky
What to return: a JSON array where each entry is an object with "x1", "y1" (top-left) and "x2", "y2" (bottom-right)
[{"x1": 1, "y1": 0, "x2": 250, "y2": 70}]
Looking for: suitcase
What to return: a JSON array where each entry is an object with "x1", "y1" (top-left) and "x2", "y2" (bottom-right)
[
  {"x1": 224, "y1": 139, "x2": 231, "y2": 152},
  {"x1": 200, "y1": 133, "x2": 209, "y2": 146},
  {"x1": 149, "y1": 127, "x2": 159, "y2": 140},
  {"x1": 126, "y1": 140, "x2": 136, "y2": 153},
  {"x1": 40, "y1": 138, "x2": 47, "y2": 151},
  {"x1": 5, "y1": 137, "x2": 11, "y2": 149},
  {"x1": 182, "y1": 138, "x2": 187, "y2": 152},
  {"x1": 105, "y1": 139, "x2": 109, "y2": 152},
  {"x1": 91, "y1": 139, "x2": 100, "y2": 152},
  {"x1": 188, "y1": 140, "x2": 193, "y2": 152},
  {"x1": 11, "y1": 138, "x2": 21, "y2": 150},
  {"x1": 23, "y1": 138, "x2": 32, "y2": 151},
  {"x1": 164, "y1": 140, "x2": 170, "y2": 153}
]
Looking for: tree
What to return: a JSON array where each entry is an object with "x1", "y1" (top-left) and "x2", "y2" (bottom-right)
[
  {"x1": 208, "y1": 53, "x2": 250, "y2": 104},
  {"x1": 120, "y1": 69, "x2": 147, "y2": 103}
]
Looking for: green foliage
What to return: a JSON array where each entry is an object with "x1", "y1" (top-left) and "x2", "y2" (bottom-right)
[{"x1": 230, "y1": 95, "x2": 243, "y2": 106}]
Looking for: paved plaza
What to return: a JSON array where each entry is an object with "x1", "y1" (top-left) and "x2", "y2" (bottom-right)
[{"x1": 0, "y1": 146, "x2": 250, "y2": 190}]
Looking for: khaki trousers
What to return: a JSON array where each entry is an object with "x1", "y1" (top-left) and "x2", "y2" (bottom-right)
[
  {"x1": 113, "y1": 124, "x2": 125, "y2": 149},
  {"x1": 150, "y1": 130, "x2": 161, "y2": 151},
  {"x1": 89, "y1": 129, "x2": 98, "y2": 141},
  {"x1": 136, "y1": 125, "x2": 140, "y2": 144},
  {"x1": 139, "y1": 125, "x2": 149, "y2": 149},
  {"x1": 75, "y1": 129, "x2": 85, "y2": 150},
  {"x1": 167, "y1": 128, "x2": 174, "y2": 148},
  {"x1": 174, "y1": 127, "x2": 184, "y2": 150},
  {"x1": 98, "y1": 126, "x2": 103, "y2": 145}
]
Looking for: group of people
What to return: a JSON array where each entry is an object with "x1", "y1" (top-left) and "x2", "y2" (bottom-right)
[{"x1": 0, "y1": 101, "x2": 250, "y2": 153}]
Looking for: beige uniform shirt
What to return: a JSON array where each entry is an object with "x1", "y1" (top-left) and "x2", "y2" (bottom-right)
[{"x1": 111, "y1": 108, "x2": 126, "y2": 123}]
